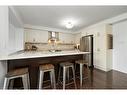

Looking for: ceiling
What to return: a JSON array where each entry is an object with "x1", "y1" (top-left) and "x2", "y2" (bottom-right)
[{"x1": 14, "y1": 6, "x2": 127, "y2": 32}]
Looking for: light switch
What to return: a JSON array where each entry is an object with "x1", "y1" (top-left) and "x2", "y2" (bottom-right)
[
  {"x1": 97, "y1": 48, "x2": 100, "y2": 51},
  {"x1": 97, "y1": 32, "x2": 100, "y2": 37}
]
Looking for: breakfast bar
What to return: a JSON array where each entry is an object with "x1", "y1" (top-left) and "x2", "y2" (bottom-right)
[{"x1": 0, "y1": 50, "x2": 91, "y2": 89}]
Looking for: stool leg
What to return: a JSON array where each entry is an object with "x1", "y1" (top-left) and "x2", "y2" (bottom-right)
[
  {"x1": 67, "y1": 68, "x2": 69, "y2": 81},
  {"x1": 83, "y1": 65, "x2": 90, "y2": 80},
  {"x1": 63, "y1": 67, "x2": 66, "y2": 89},
  {"x1": 3, "y1": 78, "x2": 9, "y2": 89},
  {"x1": 50, "y1": 71, "x2": 53, "y2": 88},
  {"x1": 58, "y1": 67, "x2": 61, "y2": 83},
  {"x1": 51, "y1": 69, "x2": 56, "y2": 89},
  {"x1": 80, "y1": 64, "x2": 83, "y2": 87},
  {"x1": 72, "y1": 65, "x2": 77, "y2": 89},
  {"x1": 87, "y1": 64, "x2": 90, "y2": 81},
  {"x1": 22, "y1": 74, "x2": 29, "y2": 89},
  {"x1": 9, "y1": 79, "x2": 14, "y2": 89},
  {"x1": 27, "y1": 73, "x2": 30, "y2": 89},
  {"x1": 39, "y1": 71, "x2": 44, "y2": 89},
  {"x1": 74, "y1": 63, "x2": 76, "y2": 70}
]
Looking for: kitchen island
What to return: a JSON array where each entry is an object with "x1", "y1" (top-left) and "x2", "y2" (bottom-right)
[
  {"x1": 0, "y1": 50, "x2": 90, "y2": 60},
  {"x1": 0, "y1": 50, "x2": 91, "y2": 89}
]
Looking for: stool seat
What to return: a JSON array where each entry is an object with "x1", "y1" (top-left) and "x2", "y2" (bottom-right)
[
  {"x1": 40, "y1": 64, "x2": 54, "y2": 71},
  {"x1": 60, "y1": 62, "x2": 73, "y2": 67},
  {"x1": 75, "y1": 60, "x2": 88, "y2": 65},
  {"x1": 6, "y1": 68, "x2": 28, "y2": 78}
]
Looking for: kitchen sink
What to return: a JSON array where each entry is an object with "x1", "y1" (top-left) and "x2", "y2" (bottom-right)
[{"x1": 49, "y1": 50, "x2": 62, "y2": 53}]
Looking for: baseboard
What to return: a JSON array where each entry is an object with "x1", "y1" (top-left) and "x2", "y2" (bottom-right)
[
  {"x1": 94, "y1": 65, "x2": 107, "y2": 72},
  {"x1": 112, "y1": 68, "x2": 127, "y2": 74}
]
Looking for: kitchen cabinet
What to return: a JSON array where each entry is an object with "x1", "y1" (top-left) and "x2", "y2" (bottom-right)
[
  {"x1": 59, "y1": 32, "x2": 75, "y2": 44},
  {"x1": 24, "y1": 29, "x2": 48, "y2": 43},
  {"x1": 75, "y1": 33, "x2": 81, "y2": 44},
  {"x1": 24, "y1": 29, "x2": 75, "y2": 44}
]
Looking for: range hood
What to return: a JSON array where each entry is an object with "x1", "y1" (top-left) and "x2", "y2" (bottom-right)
[{"x1": 48, "y1": 31, "x2": 59, "y2": 43}]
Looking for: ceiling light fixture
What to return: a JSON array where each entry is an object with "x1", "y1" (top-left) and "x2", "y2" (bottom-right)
[{"x1": 65, "y1": 22, "x2": 74, "y2": 29}]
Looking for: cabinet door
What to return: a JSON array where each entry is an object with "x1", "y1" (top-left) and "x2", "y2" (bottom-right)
[
  {"x1": 59, "y1": 33, "x2": 75, "y2": 44},
  {"x1": 24, "y1": 29, "x2": 48, "y2": 43},
  {"x1": 75, "y1": 33, "x2": 81, "y2": 44},
  {"x1": 35, "y1": 30, "x2": 48, "y2": 43}
]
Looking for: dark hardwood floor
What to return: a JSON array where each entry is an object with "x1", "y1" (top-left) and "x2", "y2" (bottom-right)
[
  {"x1": 12, "y1": 66, "x2": 127, "y2": 89},
  {"x1": 43, "y1": 67, "x2": 127, "y2": 89}
]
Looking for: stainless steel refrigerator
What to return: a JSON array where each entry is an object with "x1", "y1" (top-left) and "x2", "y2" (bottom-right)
[{"x1": 79, "y1": 35, "x2": 93, "y2": 67}]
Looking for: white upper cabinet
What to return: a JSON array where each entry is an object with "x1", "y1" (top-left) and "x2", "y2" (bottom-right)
[
  {"x1": 59, "y1": 32, "x2": 75, "y2": 44},
  {"x1": 24, "y1": 29, "x2": 75, "y2": 44},
  {"x1": 24, "y1": 29, "x2": 48, "y2": 43},
  {"x1": 75, "y1": 33, "x2": 81, "y2": 44}
]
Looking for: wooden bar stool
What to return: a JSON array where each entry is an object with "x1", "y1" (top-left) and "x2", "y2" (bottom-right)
[
  {"x1": 58, "y1": 62, "x2": 77, "y2": 89},
  {"x1": 38, "y1": 64, "x2": 56, "y2": 89},
  {"x1": 75, "y1": 60, "x2": 89, "y2": 87},
  {"x1": 3, "y1": 68, "x2": 30, "y2": 89}
]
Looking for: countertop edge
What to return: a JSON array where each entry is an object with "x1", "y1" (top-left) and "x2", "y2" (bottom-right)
[{"x1": 0, "y1": 51, "x2": 90, "y2": 61}]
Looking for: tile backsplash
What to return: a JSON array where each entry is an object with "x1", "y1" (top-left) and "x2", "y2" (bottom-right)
[{"x1": 25, "y1": 42, "x2": 75, "y2": 51}]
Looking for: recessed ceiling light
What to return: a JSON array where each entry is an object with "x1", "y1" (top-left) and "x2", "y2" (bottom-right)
[
  {"x1": 65, "y1": 22, "x2": 74, "y2": 29},
  {"x1": 61, "y1": 18, "x2": 80, "y2": 29}
]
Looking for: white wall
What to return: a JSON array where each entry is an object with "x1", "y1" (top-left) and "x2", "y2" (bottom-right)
[
  {"x1": 8, "y1": 7, "x2": 24, "y2": 54},
  {"x1": 0, "y1": 6, "x2": 8, "y2": 89},
  {"x1": 113, "y1": 20, "x2": 127, "y2": 73},
  {"x1": 0, "y1": 6, "x2": 9, "y2": 55}
]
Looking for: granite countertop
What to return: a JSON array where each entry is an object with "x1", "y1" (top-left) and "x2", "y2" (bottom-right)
[{"x1": 0, "y1": 50, "x2": 90, "y2": 60}]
